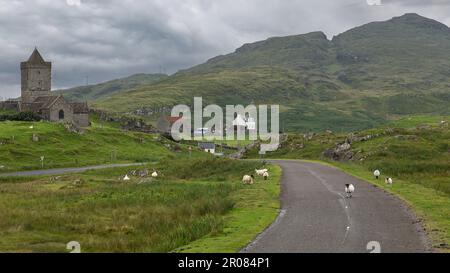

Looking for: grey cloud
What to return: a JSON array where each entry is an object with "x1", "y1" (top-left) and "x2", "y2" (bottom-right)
[
  {"x1": 384, "y1": 0, "x2": 450, "y2": 6},
  {"x1": 0, "y1": 0, "x2": 449, "y2": 99}
]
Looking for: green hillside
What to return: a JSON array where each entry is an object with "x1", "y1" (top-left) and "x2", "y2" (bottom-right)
[
  {"x1": 50, "y1": 13, "x2": 446, "y2": 132},
  {"x1": 0, "y1": 120, "x2": 198, "y2": 173},
  {"x1": 57, "y1": 73, "x2": 168, "y2": 102}
]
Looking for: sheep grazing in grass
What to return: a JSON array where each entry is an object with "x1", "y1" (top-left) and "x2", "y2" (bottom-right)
[
  {"x1": 152, "y1": 171, "x2": 158, "y2": 178},
  {"x1": 263, "y1": 172, "x2": 270, "y2": 181},
  {"x1": 123, "y1": 175, "x2": 131, "y2": 181},
  {"x1": 255, "y1": 169, "x2": 268, "y2": 176},
  {"x1": 242, "y1": 175, "x2": 255, "y2": 185},
  {"x1": 345, "y1": 184, "x2": 355, "y2": 198},
  {"x1": 374, "y1": 170, "x2": 381, "y2": 180},
  {"x1": 385, "y1": 177, "x2": 393, "y2": 185}
]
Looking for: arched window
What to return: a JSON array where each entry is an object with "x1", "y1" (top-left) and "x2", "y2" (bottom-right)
[{"x1": 59, "y1": 110, "x2": 64, "y2": 120}]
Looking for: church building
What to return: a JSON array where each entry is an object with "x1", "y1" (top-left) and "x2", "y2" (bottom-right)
[{"x1": 19, "y1": 48, "x2": 89, "y2": 127}]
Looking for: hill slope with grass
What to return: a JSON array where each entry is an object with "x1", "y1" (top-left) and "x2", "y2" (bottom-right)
[
  {"x1": 89, "y1": 14, "x2": 450, "y2": 132},
  {"x1": 0, "y1": 119, "x2": 198, "y2": 173},
  {"x1": 57, "y1": 73, "x2": 168, "y2": 102}
]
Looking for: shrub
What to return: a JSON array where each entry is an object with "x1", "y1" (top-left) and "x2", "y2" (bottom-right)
[{"x1": 0, "y1": 111, "x2": 41, "y2": 122}]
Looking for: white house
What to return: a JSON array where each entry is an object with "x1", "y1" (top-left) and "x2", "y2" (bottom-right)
[{"x1": 198, "y1": 142, "x2": 216, "y2": 154}]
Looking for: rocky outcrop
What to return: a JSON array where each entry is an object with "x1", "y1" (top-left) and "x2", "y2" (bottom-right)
[
  {"x1": 93, "y1": 109, "x2": 159, "y2": 133},
  {"x1": 229, "y1": 141, "x2": 259, "y2": 159},
  {"x1": 323, "y1": 142, "x2": 354, "y2": 161},
  {"x1": 323, "y1": 132, "x2": 381, "y2": 161},
  {"x1": 64, "y1": 122, "x2": 85, "y2": 134},
  {"x1": 130, "y1": 169, "x2": 150, "y2": 177},
  {"x1": 346, "y1": 133, "x2": 378, "y2": 144}
]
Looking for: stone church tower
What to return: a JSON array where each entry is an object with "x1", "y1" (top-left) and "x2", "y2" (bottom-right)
[{"x1": 20, "y1": 48, "x2": 52, "y2": 104}]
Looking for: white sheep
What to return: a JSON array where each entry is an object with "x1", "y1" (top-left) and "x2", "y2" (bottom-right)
[
  {"x1": 263, "y1": 172, "x2": 269, "y2": 181},
  {"x1": 345, "y1": 184, "x2": 355, "y2": 198},
  {"x1": 255, "y1": 169, "x2": 268, "y2": 176},
  {"x1": 152, "y1": 171, "x2": 158, "y2": 178},
  {"x1": 242, "y1": 175, "x2": 255, "y2": 185},
  {"x1": 374, "y1": 170, "x2": 381, "y2": 180},
  {"x1": 385, "y1": 177, "x2": 393, "y2": 185},
  {"x1": 123, "y1": 175, "x2": 131, "y2": 181}
]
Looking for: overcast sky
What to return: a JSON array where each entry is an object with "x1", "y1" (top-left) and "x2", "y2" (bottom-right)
[{"x1": 0, "y1": 0, "x2": 449, "y2": 99}]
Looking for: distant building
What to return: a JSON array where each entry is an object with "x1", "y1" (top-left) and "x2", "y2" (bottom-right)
[
  {"x1": 232, "y1": 114, "x2": 247, "y2": 128},
  {"x1": 18, "y1": 48, "x2": 89, "y2": 127},
  {"x1": 198, "y1": 142, "x2": 216, "y2": 154},
  {"x1": 232, "y1": 114, "x2": 256, "y2": 132},
  {"x1": 157, "y1": 115, "x2": 184, "y2": 134}
]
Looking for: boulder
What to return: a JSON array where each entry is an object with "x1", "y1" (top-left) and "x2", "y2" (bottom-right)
[{"x1": 323, "y1": 142, "x2": 354, "y2": 161}]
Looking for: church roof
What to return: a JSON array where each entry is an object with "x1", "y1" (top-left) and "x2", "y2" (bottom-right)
[
  {"x1": 21, "y1": 102, "x2": 44, "y2": 112},
  {"x1": 27, "y1": 48, "x2": 47, "y2": 64},
  {"x1": 198, "y1": 142, "x2": 216, "y2": 150},
  {"x1": 71, "y1": 102, "x2": 89, "y2": 114},
  {"x1": 33, "y1": 96, "x2": 61, "y2": 109}
]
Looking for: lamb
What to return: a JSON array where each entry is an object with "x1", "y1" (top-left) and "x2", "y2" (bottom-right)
[
  {"x1": 374, "y1": 170, "x2": 381, "y2": 180},
  {"x1": 345, "y1": 184, "x2": 355, "y2": 198},
  {"x1": 255, "y1": 169, "x2": 268, "y2": 176},
  {"x1": 242, "y1": 175, "x2": 255, "y2": 185},
  {"x1": 385, "y1": 177, "x2": 393, "y2": 185},
  {"x1": 152, "y1": 171, "x2": 159, "y2": 178},
  {"x1": 263, "y1": 171, "x2": 269, "y2": 181},
  {"x1": 123, "y1": 175, "x2": 131, "y2": 181}
]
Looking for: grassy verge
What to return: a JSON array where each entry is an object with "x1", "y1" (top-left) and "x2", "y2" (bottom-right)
[
  {"x1": 0, "y1": 158, "x2": 281, "y2": 253},
  {"x1": 175, "y1": 165, "x2": 281, "y2": 253}
]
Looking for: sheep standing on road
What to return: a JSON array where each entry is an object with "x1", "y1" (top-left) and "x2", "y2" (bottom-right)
[
  {"x1": 385, "y1": 177, "x2": 393, "y2": 185},
  {"x1": 242, "y1": 175, "x2": 255, "y2": 185},
  {"x1": 345, "y1": 184, "x2": 355, "y2": 198},
  {"x1": 263, "y1": 172, "x2": 269, "y2": 181}
]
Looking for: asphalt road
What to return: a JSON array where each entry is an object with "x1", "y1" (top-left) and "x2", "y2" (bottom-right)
[
  {"x1": 242, "y1": 160, "x2": 430, "y2": 253},
  {"x1": 0, "y1": 163, "x2": 146, "y2": 177}
]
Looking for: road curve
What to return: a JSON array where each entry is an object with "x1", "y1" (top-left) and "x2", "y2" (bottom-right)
[
  {"x1": 242, "y1": 160, "x2": 430, "y2": 253},
  {"x1": 0, "y1": 163, "x2": 147, "y2": 177}
]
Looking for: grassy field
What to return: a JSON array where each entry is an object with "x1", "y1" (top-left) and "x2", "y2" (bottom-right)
[
  {"x1": 175, "y1": 165, "x2": 281, "y2": 253},
  {"x1": 244, "y1": 115, "x2": 450, "y2": 252},
  {"x1": 385, "y1": 115, "x2": 449, "y2": 129},
  {"x1": 0, "y1": 158, "x2": 281, "y2": 253},
  {"x1": 0, "y1": 120, "x2": 203, "y2": 173}
]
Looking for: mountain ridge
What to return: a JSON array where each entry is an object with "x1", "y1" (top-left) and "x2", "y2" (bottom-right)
[{"x1": 72, "y1": 13, "x2": 449, "y2": 132}]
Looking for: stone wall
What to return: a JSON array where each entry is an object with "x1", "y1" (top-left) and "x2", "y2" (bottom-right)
[
  {"x1": 73, "y1": 113, "x2": 90, "y2": 127},
  {"x1": 0, "y1": 101, "x2": 20, "y2": 112}
]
